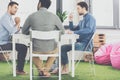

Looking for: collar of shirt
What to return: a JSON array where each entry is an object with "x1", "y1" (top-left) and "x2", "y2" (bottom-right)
[
  {"x1": 39, "y1": 7, "x2": 47, "y2": 11},
  {"x1": 5, "y1": 12, "x2": 12, "y2": 19},
  {"x1": 83, "y1": 13, "x2": 89, "y2": 18},
  {"x1": 5, "y1": 12, "x2": 14, "y2": 24}
]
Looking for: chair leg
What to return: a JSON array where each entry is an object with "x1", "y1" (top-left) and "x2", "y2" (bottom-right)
[
  {"x1": 59, "y1": 57, "x2": 61, "y2": 80},
  {"x1": 58, "y1": 43, "x2": 61, "y2": 80},
  {"x1": 89, "y1": 61, "x2": 95, "y2": 75},
  {"x1": 68, "y1": 53, "x2": 71, "y2": 72},
  {"x1": 88, "y1": 53, "x2": 96, "y2": 76},
  {"x1": 2, "y1": 52, "x2": 12, "y2": 68},
  {"x1": 75, "y1": 53, "x2": 84, "y2": 69},
  {"x1": 13, "y1": 54, "x2": 17, "y2": 77},
  {"x1": 30, "y1": 56, "x2": 32, "y2": 80}
]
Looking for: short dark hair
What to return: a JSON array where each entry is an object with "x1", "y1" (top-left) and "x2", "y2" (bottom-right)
[
  {"x1": 39, "y1": 0, "x2": 51, "y2": 9},
  {"x1": 77, "y1": 2, "x2": 88, "y2": 11},
  {"x1": 8, "y1": 1, "x2": 19, "y2": 7}
]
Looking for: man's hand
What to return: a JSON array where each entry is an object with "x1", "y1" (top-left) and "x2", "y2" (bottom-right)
[
  {"x1": 14, "y1": 17, "x2": 20, "y2": 27},
  {"x1": 65, "y1": 30, "x2": 74, "y2": 34},
  {"x1": 69, "y1": 13, "x2": 73, "y2": 21},
  {"x1": 14, "y1": 17, "x2": 20, "y2": 30}
]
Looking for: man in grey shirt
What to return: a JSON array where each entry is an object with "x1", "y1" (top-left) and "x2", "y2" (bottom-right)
[{"x1": 22, "y1": 0, "x2": 64, "y2": 77}]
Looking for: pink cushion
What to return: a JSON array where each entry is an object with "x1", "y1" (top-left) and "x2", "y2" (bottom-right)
[
  {"x1": 110, "y1": 42, "x2": 120, "y2": 69},
  {"x1": 111, "y1": 53, "x2": 120, "y2": 69},
  {"x1": 94, "y1": 44, "x2": 112, "y2": 65}
]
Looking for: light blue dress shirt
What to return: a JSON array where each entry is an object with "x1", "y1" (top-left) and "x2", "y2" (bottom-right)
[{"x1": 0, "y1": 12, "x2": 18, "y2": 45}]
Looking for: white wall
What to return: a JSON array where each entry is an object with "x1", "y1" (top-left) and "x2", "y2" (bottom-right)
[
  {"x1": 92, "y1": 0, "x2": 113, "y2": 26},
  {"x1": 48, "y1": 0, "x2": 56, "y2": 14},
  {"x1": 13, "y1": 0, "x2": 38, "y2": 26},
  {"x1": 0, "y1": 0, "x2": 9, "y2": 18},
  {"x1": 62, "y1": 0, "x2": 82, "y2": 25}
]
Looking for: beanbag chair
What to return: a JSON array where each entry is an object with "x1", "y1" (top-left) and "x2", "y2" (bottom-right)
[
  {"x1": 94, "y1": 44, "x2": 112, "y2": 65},
  {"x1": 110, "y1": 42, "x2": 120, "y2": 69}
]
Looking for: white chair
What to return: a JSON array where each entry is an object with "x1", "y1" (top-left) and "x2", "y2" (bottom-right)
[
  {"x1": 61, "y1": 34, "x2": 79, "y2": 77},
  {"x1": 0, "y1": 34, "x2": 30, "y2": 77},
  {"x1": 0, "y1": 46, "x2": 16, "y2": 77},
  {"x1": 68, "y1": 33, "x2": 95, "y2": 76},
  {"x1": 30, "y1": 30, "x2": 61, "y2": 80},
  {"x1": 0, "y1": 47, "x2": 12, "y2": 67},
  {"x1": 0, "y1": 37, "x2": 20, "y2": 77}
]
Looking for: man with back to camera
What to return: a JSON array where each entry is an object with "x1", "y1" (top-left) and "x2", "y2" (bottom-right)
[
  {"x1": 0, "y1": 1, "x2": 28, "y2": 75},
  {"x1": 22, "y1": 0, "x2": 64, "y2": 77},
  {"x1": 61, "y1": 1, "x2": 96, "y2": 74}
]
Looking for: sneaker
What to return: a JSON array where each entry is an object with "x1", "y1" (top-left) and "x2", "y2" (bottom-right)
[{"x1": 16, "y1": 70, "x2": 28, "y2": 75}]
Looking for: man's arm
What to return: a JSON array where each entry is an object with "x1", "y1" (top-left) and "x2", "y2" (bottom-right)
[
  {"x1": 2, "y1": 18, "x2": 19, "y2": 34},
  {"x1": 68, "y1": 13, "x2": 79, "y2": 31},
  {"x1": 69, "y1": 21, "x2": 79, "y2": 31},
  {"x1": 55, "y1": 15, "x2": 65, "y2": 34},
  {"x1": 74, "y1": 17, "x2": 96, "y2": 35},
  {"x1": 22, "y1": 16, "x2": 31, "y2": 35}
]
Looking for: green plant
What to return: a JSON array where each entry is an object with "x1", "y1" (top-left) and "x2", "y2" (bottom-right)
[{"x1": 57, "y1": 11, "x2": 67, "y2": 23}]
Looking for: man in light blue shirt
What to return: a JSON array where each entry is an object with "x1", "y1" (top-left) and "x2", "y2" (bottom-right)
[
  {"x1": 0, "y1": 12, "x2": 18, "y2": 44},
  {"x1": 61, "y1": 1, "x2": 96, "y2": 74},
  {"x1": 0, "y1": 1, "x2": 27, "y2": 75}
]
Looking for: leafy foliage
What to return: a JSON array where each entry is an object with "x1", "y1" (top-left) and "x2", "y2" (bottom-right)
[{"x1": 57, "y1": 11, "x2": 67, "y2": 23}]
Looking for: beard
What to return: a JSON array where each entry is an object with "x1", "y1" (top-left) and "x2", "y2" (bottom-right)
[
  {"x1": 79, "y1": 13, "x2": 84, "y2": 16},
  {"x1": 10, "y1": 11, "x2": 16, "y2": 15},
  {"x1": 11, "y1": 12, "x2": 15, "y2": 15}
]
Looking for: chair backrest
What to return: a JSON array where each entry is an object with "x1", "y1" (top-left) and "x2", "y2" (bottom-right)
[
  {"x1": 83, "y1": 33, "x2": 95, "y2": 51},
  {"x1": 31, "y1": 30, "x2": 60, "y2": 42}
]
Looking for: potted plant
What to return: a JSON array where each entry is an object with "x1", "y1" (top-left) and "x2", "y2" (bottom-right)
[{"x1": 56, "y1": 11, "x2": 67, "y2": 23}]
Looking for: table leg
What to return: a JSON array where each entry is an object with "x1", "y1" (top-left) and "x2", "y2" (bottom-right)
[
  {"x1": 13, "y1": 37, "x2": 16, "y2": 77},
  {"x1": 72, "y1": 42, "x2": 75, "y2": 77}
]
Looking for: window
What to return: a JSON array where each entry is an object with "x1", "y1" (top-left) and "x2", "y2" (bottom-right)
[
  {"x1": 92, "y1": 0, "x2": 113, "y2": 28},
  {"x1": 91, "y1": 0, "x2": 119, "y2": 28}
]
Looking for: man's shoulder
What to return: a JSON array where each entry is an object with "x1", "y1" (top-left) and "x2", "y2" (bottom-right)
[
  {"x1": 29, "y1": 11, "x2": 54, "y2": 16},
  {"x1": 29, "y1": 11, "x2": 37, "y2": 16},
  {"x1": 28, "y1": 10, "x2": 58, "y2": 20},
  {"x1": 86, "y1": 13, "x2": 95, "y2": 20},
  {"x1": 0, "y1": 13, "x2": 9, "y2": 23}
]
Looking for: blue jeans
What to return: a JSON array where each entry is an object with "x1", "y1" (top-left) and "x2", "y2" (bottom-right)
[
  {"x1": 50, "y1": 41, "x2": 93, "y2": 70},
  {"x1": 61, "y1": 42, "x2": 92, "y2": 65}
]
